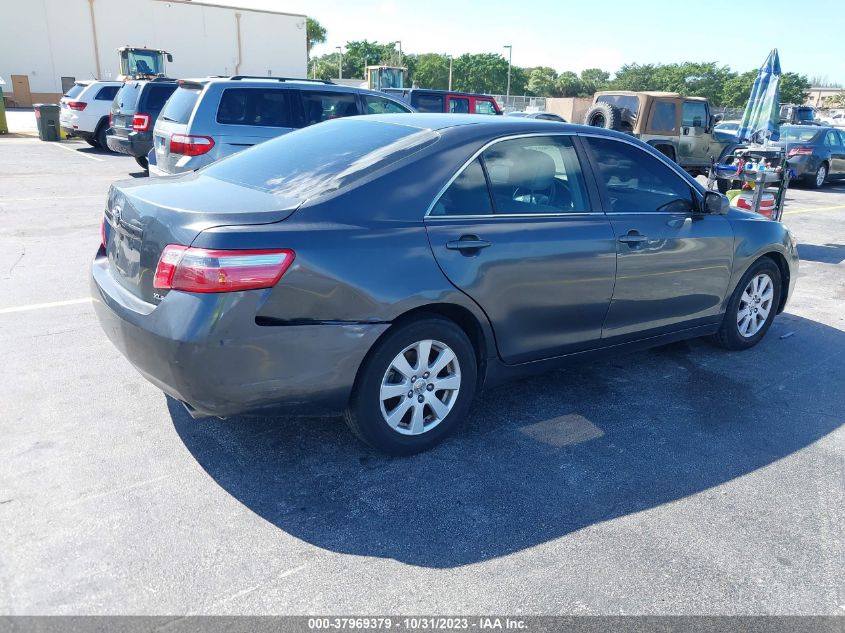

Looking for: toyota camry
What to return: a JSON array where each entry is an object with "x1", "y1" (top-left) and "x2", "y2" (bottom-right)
[{"x1": 92, "y1": 114, "x2": 798, "y2": 455}]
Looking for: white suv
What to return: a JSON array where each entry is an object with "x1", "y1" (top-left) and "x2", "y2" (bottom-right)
[{"x1": 60, "y1": 80, "x2": 122, "y2": 149}]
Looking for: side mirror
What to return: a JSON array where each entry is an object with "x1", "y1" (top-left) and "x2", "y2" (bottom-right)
[
  {"x1": 713, "y1": 114, "x2": 723, "y2": 123},
  {"x1": 704, "y1": 190, "x2": 729, "y2": 215},
  {"x1": 166, "y1": 53, "x2": 173, "y2": 63}
]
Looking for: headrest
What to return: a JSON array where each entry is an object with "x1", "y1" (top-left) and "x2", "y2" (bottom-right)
[{"x1": 510, "y1": 149, "x2": 556, "y2": 190}]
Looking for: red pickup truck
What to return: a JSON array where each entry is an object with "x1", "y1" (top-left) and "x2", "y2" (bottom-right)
[{"x1": 382, "y1": 88, "x2": 502, "y2": 115}]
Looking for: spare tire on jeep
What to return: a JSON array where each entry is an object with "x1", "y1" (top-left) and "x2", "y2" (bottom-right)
[{"x1": 583, "y1": 102, "x2": 622, "y2": 130}]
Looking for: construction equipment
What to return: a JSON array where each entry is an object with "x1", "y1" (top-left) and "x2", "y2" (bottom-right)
[
  {"x1": 365, "y1": 65, "x2": 406, "y2": 91},
  {"x1": 117, "y1": 46, "x2": 173, "y2": 80}
]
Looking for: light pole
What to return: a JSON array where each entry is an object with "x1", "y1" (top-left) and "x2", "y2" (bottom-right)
[
  {"x1": 336, "y1": 46, "x2": 342, "y2": 80},
  {"x1": 396, "y1": 41, "x2": 402, "y2": 66},
  {"x1": 503, "y1": 45, "x2": 512, "y2": 98},
  {"x1": 447, "y1": 55, "x2": 453, "y2": 91}
]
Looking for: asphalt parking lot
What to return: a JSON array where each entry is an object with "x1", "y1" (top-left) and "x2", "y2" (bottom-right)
[{"x1": 1, "y1": 136, "x2": 843, "y2": 615}]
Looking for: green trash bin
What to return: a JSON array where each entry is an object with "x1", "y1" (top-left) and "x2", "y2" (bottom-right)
[
  {"x1": 33, "y1": 103, "x2": 61, "y2": 141},
  {"x1": 0, "y1": 85, "x2": 8, "y2": 135}
]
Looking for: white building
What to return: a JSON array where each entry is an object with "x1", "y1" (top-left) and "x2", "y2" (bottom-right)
[{"x1": 0, "y1": 0, "x2": 307, "y2": 106}]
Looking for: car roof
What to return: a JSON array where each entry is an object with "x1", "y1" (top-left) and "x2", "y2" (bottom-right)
[
  {"x1": 355, "y1": 113, "x2": 633, "y2": 139},
  {"x1": 198, "y1": 76, "x2": 396, "y2": 98}
]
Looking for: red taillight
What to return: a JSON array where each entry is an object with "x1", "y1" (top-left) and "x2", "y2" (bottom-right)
[
  {"x1": 787, "y1": 147, "x2": 813, "y2": 157},
  {"x1": 169, "y1": 134, "x2": 215, "y2": 156},
  {"x1": 153, "y1": 246, "x2": 295, "y2": 293},
  {"x1": 67, "y1": 101, "x2": 87, "y2": 111},
  {"x1": 109, "y1": 111, "x2": 113, "y2": 126},
  {"x1": 132, "y1": 113, "x2": 151, "y2": 132}
]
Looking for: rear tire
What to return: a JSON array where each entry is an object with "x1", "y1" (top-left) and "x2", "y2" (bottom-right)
[
  {"x1": 344, "y1": 317, "x2": 477, "y2": 456},
  {"x1": 805, "y1": 162, "x2": 827, "y2": 189},
  {"x1": 96, "y1": 121, "x2": 109, "y2": 152},
  {"x1": 583, "y1": 103, "x2": 622, "y2": 131},
  {"x1": 714, "y1": 258, "x2": 781, "y2": 351}
]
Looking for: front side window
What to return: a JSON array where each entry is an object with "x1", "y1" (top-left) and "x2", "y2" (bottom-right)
[
  {"x1": 364, "y1": 95, "x2": 410, "y2": 114},
  {"x1": 586, "y1": 137, "x2": 695, "y2": 214},
  {"x1": 95, "y1": 85, "x2": 119, "y2": 101},
  {"x1": 430, "y1": 158, "x2": 493, "y2": 216},
  {"x1": 301, "y1": 91, "x2": 358, "y2": 125},
  {"x1": 682, "y1": 101, "x2": 708, "y2": 128},
  {"x1": 449, "y1": 98, "x2": 470, "y2": 113},
  {"x1": 474, "y1": 99, "x2": 497, "y2": 115},
  {"x1": 217, "y1": 88, "x2": 292, "y2": 127},
  {"x1": 482, "y1": 136, "x2": 590, "y2": 214},
  {"x1": 414, "y1": 93, "x2": 444, "y2": 113},
  {"x1": 650, "y1": 101, "x2": 677, "y2": 131}
]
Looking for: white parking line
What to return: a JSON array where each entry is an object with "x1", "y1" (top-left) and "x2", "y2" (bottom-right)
[
  {"x1": 0, "y1": 297, "x2": 92, "y2": 315},
  {"x1": 50, "y1": 142, "x2": 104, "y2": 162}
]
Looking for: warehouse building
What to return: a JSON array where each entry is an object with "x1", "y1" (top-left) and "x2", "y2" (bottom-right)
[{"x1": 0, "y1": 0, "x2": 307, "y2": 106}]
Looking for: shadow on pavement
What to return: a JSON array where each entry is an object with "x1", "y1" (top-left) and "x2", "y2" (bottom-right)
[
  {"x1": 169, "y1": 314, "x2": 843, "y2": 568},
  {"x1": 798, "y1": 243, "x2": 845, "y2": 264}
]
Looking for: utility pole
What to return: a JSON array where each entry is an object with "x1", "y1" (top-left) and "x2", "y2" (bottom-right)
[
  {"x1": 504, "y1": 45, "x2": 512, "y2": 98},
  {"x1": 396, "y1": 40, "x2": 402, "y2": 66},
  {"x1": 447, "y1": 55, "x2": 453, "y2": 91},
  {"x1": 336, "y1": 46, "x2": 343, "y2": 79}
]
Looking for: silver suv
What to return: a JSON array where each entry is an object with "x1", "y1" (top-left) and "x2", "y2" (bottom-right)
[{"x1": 149, "y1": 76, "x2": 414, "y2": 175}]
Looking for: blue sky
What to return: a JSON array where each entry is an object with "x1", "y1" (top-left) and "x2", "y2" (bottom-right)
[{"x1": 217, "y1": 0, "x2": 842, "y2": 84}]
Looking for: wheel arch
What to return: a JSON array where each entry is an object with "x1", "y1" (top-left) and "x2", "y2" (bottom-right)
[{"x1": 760, "y1": 251, "x2": 791, "y2": 314}]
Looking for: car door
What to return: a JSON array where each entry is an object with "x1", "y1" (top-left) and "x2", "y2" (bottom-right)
[
  {"x1": 425, "y1": 134, "x2": 617, "y2": 364},
  {"x1": 679, "y1": 100, "x2": 712, "y2": 166},
  {"x1": 582, "y1": 135, "x2": 734, "y2": 341},
  {"x1": 824, "y1": 129, "x2": 845, "y2": 176}
]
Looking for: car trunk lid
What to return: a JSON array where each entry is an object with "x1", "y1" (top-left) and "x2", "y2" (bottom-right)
[{"x1": 104, "y1": 172, "x2": 303, "y2": 304}]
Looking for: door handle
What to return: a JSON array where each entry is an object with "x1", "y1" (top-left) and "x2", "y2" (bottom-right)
[
  {"x1": 618, "y1": 232, "x2": 648, "y2": 244},
  {"x1": 446, "y1": 237, "x2": 492, "y2": 251}
]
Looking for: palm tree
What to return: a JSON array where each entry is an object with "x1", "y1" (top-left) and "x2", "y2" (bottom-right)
[{"x1": 306, "y1": 17, "x2": 327, "y2": 60}]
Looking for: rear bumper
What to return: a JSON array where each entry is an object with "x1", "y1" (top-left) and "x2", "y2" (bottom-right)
[
  {"x1": 90, "y1": 253, "x2": 389, "y2": 418},
  {"x1": 106, "y1": 131, "x2": 152, "y2": 157}
]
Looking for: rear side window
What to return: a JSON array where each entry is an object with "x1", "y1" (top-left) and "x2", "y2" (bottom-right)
[
  {"x1": 413, "y1": 93, "x2": 444, "y2": 113},
  {"x1": 364, "y1": 95, "x2": 410, "y2": 114},
  {"x1": 449, "y1": 98, "x2": 470, "y2": 113},
  {"x1": 474, "y1": 99, "x2": 497, "y2": 115},
  {"x1": 430, "y1": 158, "x2": 493, "y2": 216},
  {"x1": 141, "y1": 85, "x2": 177, "y2": 112},
  {"x1": 301, "y1": 91, "x2": 358, "y2": 125},
  {"x1": 216, "y1": 88, "x2": 293, "y2": 127},
  {"x1": 650, "y1": 101, "x2": 677, "y2": 131},
  {"x1": 205, "y1": 118, "x2": 439, "y2": 199},
  {"x1": 95, "y1": 85, "x2": 119, "y2": 101},
  {"x1": 159, "y1": 86, "x2": 201, "y2": 124},
  {"x1": 64, "y1": 84, "x2": 85, "y2": 99},
  {"x1": 587, "y1": 137, "x2": 695, "y2": 214}
]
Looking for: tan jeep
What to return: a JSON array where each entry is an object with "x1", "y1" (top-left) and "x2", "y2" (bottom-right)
[{"x1": 583, "y1": 91, "x2": 734, "y2": 177}]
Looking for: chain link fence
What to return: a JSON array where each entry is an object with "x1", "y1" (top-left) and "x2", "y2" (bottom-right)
[{"x1": 489, "y1": 95, "x2": 547, "y2": 113}]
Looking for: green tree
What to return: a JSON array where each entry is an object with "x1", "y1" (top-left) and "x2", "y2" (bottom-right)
[
  {"x1": 579, "y1": 68, "x2": 610, "y2": 95},
  {"x1": 720, "y1": 70, "x2": 755, "y2": 108},
  {"x1": 555, "y1": 71, "x2": 583, "y2": 97},
  {"x1": 527, "y1": 66, "x2": 557, "y2": 96},
  {"x1": 451, "y1": 53, "x2": 510, "y2": 93},
  {"x1": 412, "y1": 53, "x2": 450, "y2": 90},
  {"x1": 305, "y1": 17, "x2": 326, "y2": 60},
  {"x1": 780, "y1": 72, "x2": 811, "y2": 105}
]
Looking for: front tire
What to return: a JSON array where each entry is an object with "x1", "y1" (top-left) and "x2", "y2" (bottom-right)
[
  {"x1": 96, "y1": 121, "x2": 109, "y2": 152},
  {"x1": 135, "y1": 156, "x2": 149, "y2": 170},
  {"x1": 715, "y1": 258, "x2": 781, "y2": 350},
  {"x1": 344, "y1": 317, "x2": 477, "y2": 455}
]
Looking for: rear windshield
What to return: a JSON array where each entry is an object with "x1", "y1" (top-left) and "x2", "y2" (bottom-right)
[
  {"x1": 64, "y1": 84, "x2": 86, "y2": 99},
  {"x1": 780, "y1": 126, "x2": 820, "y2": 142},
  {"x1": 141, "y1": 84, "x2": 177, "y2": 112},
  {"x1": 159, "y1": 86, "x2": 201, "y2": 124},
  {"x1": 114, "y1": 83, "x2": 142, "y2": 112},
  {"x1": 597, "y1": 94, "x2": 640, "y2": 122},
  {"x1": 205, "y1": 119, "x2": 439, "y2": 200}
]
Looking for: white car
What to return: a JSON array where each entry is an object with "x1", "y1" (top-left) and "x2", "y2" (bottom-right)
[
  {"x1": 59, "y1": 80, "x2": 122, "y2": 149},
  {"x1": 821, "y1": 110, "x2": 845, "y2": 128}
]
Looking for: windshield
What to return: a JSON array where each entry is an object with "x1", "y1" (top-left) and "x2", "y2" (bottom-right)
[
  {"x1": 597, "y1": 94, "x2": 640, "y2": 123},
  {"x1": 780, "y1": 126, "x2": 820, "y2": 142},
  {"x1": 123, "y1": 50, "x2": 164, "y2": 77},
  {"x1": 794, "y1": 109, "x2": 815, "y2": 122},
  {"x1": 205, "y1": 118, "x2": 439, "y2": 200}
]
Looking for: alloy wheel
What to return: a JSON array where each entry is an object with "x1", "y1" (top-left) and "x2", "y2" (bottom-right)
[
  {"x1": 816, "y1": 164, "x2": 827, "y2": 187},
  {"x1": 737, "y1": 273, "x2": 774, "y2": 338},
  {"x1": 379, "y1": 339, "x2": 461, "y2": 435}
]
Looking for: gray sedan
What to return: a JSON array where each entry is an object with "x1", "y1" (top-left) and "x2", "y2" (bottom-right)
[{"x1": 92, "y1": 114, "x2": 798, "y2": 455}]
